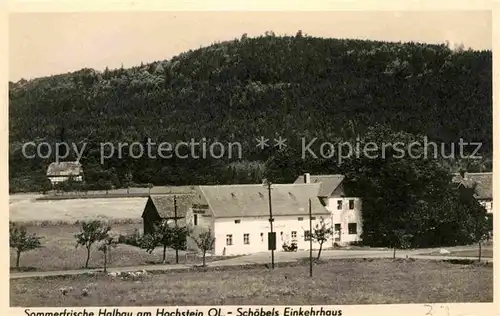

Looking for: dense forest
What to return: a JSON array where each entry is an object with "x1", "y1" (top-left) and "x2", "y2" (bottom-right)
[{"x1": 9, "y1": 33, "x2": 492, "y2": 193}]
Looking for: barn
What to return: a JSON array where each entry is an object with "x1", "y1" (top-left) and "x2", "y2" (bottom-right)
[{"x1": 141, "y1": 194, "x2": 195, "y2": 234}]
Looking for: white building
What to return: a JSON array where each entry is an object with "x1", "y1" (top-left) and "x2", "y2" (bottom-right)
[
  {"x1": 185, "y1": 183, "x2": 332, "y2": 256},
  {"x1": 294, "y1": 173, "x2": 363, "y2": 245},
  {"x1": 46, "y1": 161, "x2": 83, "y2": 186}
]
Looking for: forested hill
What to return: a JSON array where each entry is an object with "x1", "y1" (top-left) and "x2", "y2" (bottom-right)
[{"x1": 9, "y1": 33, "x2": 492, "y2": 192}]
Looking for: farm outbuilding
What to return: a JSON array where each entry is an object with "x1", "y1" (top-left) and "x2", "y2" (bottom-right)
[
  {"x1": 141, "y1": 194, "x2": 195, "y2": 234},
  {"x1": 46, "y1": 161, "x2": 83, "y2": 186}
]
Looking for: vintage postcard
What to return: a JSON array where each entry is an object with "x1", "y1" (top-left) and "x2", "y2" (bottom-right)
[{"x1": 4, "y1": 1, "x2": 497, "y2": 316}]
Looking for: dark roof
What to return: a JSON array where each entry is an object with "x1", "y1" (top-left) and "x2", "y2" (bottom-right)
[
  {"x1": 145, "y1": 194, "x2": 196, "y2": 218},
  {"x1": 293, "y1": 174, "x2": 345, "y2": 197},
  {"x1": 46, "y1": 161, "x2": 82, "y2": 177},
  {"x1": 196, "y1": 183, "x2": 329, "y2": 218},
  {"x1": 453, "y1": 172, "x2": 492, "y2": 200}
]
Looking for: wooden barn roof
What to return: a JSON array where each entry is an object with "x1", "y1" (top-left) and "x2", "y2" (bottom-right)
[
  {"x1": 196, "y1": 183, "x2": 328, "y2": 218},
  {"x1": 144, "y1": 194, "x2": 196, "y2": 218}
]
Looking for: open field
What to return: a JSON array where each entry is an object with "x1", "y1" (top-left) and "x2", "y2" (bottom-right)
[
  {"x1": 9, "y1": 196, "x2": 146, "y2": 224},
  {"x1": 9, "y1": 224, "x2": 228, "y2": 272},
  {"x1": 10, "y1": 258, "x2": 493, "y2": 306}
]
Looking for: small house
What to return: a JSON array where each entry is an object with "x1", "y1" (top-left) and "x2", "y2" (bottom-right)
[
  {"x1": 141, "y1": 194, "x2": 195, "y2": 234},
  {"x1": 46, "y1": 161, "x2": 83, "y2": 186}
]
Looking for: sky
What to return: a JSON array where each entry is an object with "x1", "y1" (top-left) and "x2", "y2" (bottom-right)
[{"x1": 8, "y1": 11, "x2": 492, "y2": 82}]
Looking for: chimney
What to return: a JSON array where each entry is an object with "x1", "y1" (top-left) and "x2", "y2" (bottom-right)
[{"x1": 304, "y1": 173, "x2": 311, "y2": 184}]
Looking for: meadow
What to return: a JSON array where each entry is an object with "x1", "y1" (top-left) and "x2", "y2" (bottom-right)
[
  {"x1": 9, "y1": 223, "x2": 232, "y2": 272},
  {"x1": 423, "y1": 242, "x2": 493, "y2": 259},
  {"x1": 9, "y1": 195, "x2": 147, "y2": 224},
  {"x1": 10, "y1": 258, "x2": 493, "y2": 306}
]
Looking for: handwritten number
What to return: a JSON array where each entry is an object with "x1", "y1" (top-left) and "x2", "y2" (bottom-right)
[
  {"x1": 424, "y1": 305, "x2": 433, "y2": 316},
  {"x1": 440, "y1": 305, "x2": 449, "y2": 316}
]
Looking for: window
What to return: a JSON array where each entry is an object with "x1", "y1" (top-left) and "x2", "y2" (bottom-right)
[
  {"x1": 260, "y1": 232, "x2": 264, "y2": 242},
  {"x1": 193, "y1": 214, "x2": 198, "y2": 226},
  {"x1": 349, "y1": 200, "x2": 355, "y2": 209},
  {"x1": 348, "y1": 223, "x2": 357, "y2": 235},
  {"x1": 337, "y1": 200, "x2": 342, "y2": 210},
  {"x1": 304, "y1": 230, "x2": 311, "y2": 241},
  {"x1": 298, "y1": 217, "x2": 304, "y2": 221},
  {"x1": 234, "y1": 219, "x2": 241, "y2": 224},
  {"x1": 243, "y1": 234, "x2": 250, "y2": 245},
  {"x1": 226, "y1": 234, "x2": 233, "y2": 245},
  {"x1": 334, "y1": 224, "x2": 341, "y2": 231},
  {"x1": 291, "y1": 231, "x2": 297, "y2": 239}
]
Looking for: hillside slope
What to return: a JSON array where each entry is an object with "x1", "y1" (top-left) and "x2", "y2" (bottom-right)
[{"x1": 8, "y1": 34, "x2": 492, "y2": 192}]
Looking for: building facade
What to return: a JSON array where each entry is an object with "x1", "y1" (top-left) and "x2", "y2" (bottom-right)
[
  {"x1": 185, "y1": 183, "x2": 332, "y2": 256},
  {"x1": 326, "y1": 197, "x2": 363, "y2": 244},
  {"x1": 294, "y1": 173, "x2": 363, "y2": 245}
]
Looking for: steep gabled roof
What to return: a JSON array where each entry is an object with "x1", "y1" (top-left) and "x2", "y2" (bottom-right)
[
  {"x1": 143, "y1": 194, "x2": 196, "y2": 218},
  {"x1": 196, "y1": 183, "x2": 328, "y2": 218},
  {"x1": 46, "y1": 161, "x2": 83, "y2": 177},
  {"x1": 453, "y1": 172, "x2": 492, "y2": 200},
  {"x1": 293, "y1": 174, "x2": 345, "y2": 197}
]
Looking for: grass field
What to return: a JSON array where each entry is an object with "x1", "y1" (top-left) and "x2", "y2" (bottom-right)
[
  {"x1": 448, "y1": 248, "x2": 494, "y2": 258},
  {"x1": 9, "y1": 196, "x2": 146, "y2": 224},
  {"x1": 10, "y1": 258, "x2": 493, "y2": 306},
  {"x1": 9, "y1": 223, "x2": 226, "y2": 272},
  {"x1": 424, "y1": 243, "x2": 493, "y2": 259}
]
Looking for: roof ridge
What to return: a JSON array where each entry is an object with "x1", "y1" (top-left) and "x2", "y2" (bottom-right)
[
  {"x1": 310, "y1": 174, "x2": 345, "y2": 176},
  {"x1": 199, "y1": 183, "x2": 320, "y2": 188},
  {"x1": 198, "y1": 186, "x2": 217, "y2": 217}
]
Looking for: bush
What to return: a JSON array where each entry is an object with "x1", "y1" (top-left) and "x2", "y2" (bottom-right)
[{"x1": 118, "y1": 229, "x2": 143, "y2": 247}]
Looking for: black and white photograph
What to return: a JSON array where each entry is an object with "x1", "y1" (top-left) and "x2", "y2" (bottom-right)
[{"x1": 7, "y1": 8, "x2": 494, "y2": 311}]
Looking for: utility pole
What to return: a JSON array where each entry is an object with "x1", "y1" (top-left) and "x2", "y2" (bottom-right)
[
  {"x1": 266, "y1": 180, "x2": 275, "y2": 269},
  {"x1": 309, "y1": 198, "x2": 313, "y2": 278},
  {"x1": 174, "y1": 195, "x2": 179, "y2": 264}
]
